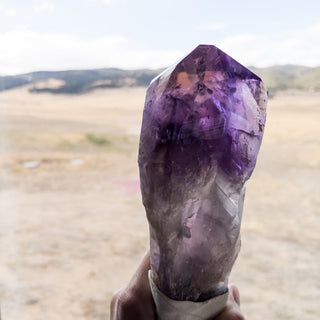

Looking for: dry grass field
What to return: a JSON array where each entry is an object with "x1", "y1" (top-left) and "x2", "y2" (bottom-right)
[{"x1": 0, "y1": 86, "x2": 319, "y2": 320}]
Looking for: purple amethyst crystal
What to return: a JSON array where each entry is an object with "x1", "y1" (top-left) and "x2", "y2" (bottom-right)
[{"x1": 138, "y1": 44, "x2": 267, "y2": 301}]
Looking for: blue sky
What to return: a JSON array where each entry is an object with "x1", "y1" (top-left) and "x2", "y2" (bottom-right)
[{"x1": 0, "y1": 0, "x2": 319, "y2": 74}]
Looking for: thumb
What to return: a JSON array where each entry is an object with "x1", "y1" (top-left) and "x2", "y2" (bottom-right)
[
  {"x1": 213, "y1": 284, "x2": 244, "y2": 320},
  {"x1": 228, "y1": 284, "x2": 240, "y2": 306}
]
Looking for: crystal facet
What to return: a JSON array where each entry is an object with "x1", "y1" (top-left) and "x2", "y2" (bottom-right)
[{"x1": 138, "y1": 44, "x2": 267, "y2": 301}]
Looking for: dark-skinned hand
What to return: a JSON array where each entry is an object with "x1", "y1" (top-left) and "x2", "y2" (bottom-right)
[{"x1": 110, "y1": 251, "x2": 245, "y2": 320}]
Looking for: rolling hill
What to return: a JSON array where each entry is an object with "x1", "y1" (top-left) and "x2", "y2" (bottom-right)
[
  {"x1": 0, "y1": 65, "x2": 319, "y2": 96},
  {"x1": 250, "y1": 65, "x2": 320, "y2": 95}
]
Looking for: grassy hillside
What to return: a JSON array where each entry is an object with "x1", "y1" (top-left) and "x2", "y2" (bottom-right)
[
  {"x1": 0, "y1": 65, "x2": 319, "y2": 96},
  {"x1": 250, "y1": 65, "x2": 320, "y2": 95},
  {"x1": 0, "y1": 68, "x2": 161, "y2": 94}
]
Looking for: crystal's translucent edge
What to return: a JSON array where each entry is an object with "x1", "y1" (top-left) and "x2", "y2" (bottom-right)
[{"x1": 149, "y1": 44, "x2": 262, "y2": 87}]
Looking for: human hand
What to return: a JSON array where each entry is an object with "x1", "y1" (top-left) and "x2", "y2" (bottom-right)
[
  {"x1": 215, "y1": 284, "x2": 244, "y2": 320},
  {"x1": 110, "y1": 250, "x2": 245, "y2": 320},
  {"x1": 110, "y1": 251, "x2": 156, "y2": 320}
]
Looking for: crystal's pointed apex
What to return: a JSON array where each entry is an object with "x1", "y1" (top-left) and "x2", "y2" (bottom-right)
[
  {"x1": 177, "y1": 44, "x2": 262, "y2": 82},
  {"x1": 148, "y1": 44, "x2": 263, "y2": 93}
]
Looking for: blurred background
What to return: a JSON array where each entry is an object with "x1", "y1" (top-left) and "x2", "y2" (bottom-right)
[{"x1": 0, "y1": 0, "x2": 319, "y2": 319}]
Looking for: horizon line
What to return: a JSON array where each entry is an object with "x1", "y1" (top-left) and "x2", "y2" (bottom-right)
[{"x1": 1, "y1": 63, "x2": 319, "y2": 77}]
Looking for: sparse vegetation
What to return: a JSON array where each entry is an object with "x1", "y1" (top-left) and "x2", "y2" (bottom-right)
[
  {"x1": 85, "y1": 134, "x2": 110, "y2": 147},
  {"x1": 0, "y1": 86, "x2": 319, "y2": 320}
]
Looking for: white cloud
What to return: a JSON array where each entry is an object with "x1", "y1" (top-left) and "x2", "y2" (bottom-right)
[
  {"x1": 0, "y1": 29, "x2": 182, "y2": 75},
  {"x1": 196, "y1": 23, "x2": 225, "y2": 31},
  {"x1": 0, "y1": 23, "x2": 319, "y2": 75},
  {"x1": 5, "y1": 9, "x2": 16, "y2": 17},
  {"x1": 217, "y1": 23, "x2": 320, "y2": 67},
  {"x1": 34, "y1": 1, "x2": 55, "y2": 13},
  {"x1": 295, "y1": 23, "x2": 320, "y2": 37}
]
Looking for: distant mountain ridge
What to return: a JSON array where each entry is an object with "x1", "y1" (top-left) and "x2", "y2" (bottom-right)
[
  {"x1": 250, "y1": 65, "x2": 320, "y2": 95},
  {"x1": 0, "y1": 65, "x2": 319, "y2": 95},
  {"x1": 0, "y1": 68, "x2": 162, "y2": 94}
]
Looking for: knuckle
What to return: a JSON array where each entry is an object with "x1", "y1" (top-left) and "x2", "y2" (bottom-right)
[
  {"x1": 111, "y1": 288, "x2": 137, "y2": 312},
  {"x1": 110, "y1": 288, "x2": 139, "y2": 320},
  {"x1": 110, "y1": 289, "x2": 122, "y2": 307}
]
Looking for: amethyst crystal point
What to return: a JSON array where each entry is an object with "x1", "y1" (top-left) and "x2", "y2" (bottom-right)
[{"x1": 138, "y1": 44, "x2": 267, "y2": 301}]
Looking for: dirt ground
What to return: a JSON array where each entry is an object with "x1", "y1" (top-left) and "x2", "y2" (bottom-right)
[{"x1": 0, "y1": 86, "x2": 319, "y2": 320}]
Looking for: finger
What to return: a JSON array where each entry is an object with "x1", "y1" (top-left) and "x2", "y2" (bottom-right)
[
  {"x1": 214, "y1": 284, "x2": 244, "y2": 320},
  {"x1": 228, "y1": 283, "x2": 240, "y2": 306},
  {"x1": 110, "y1": 250, "x2": 156, "y2": 320},
  {"x1": 127, "y1": 249, "x2": 151, "y2": 292}
]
